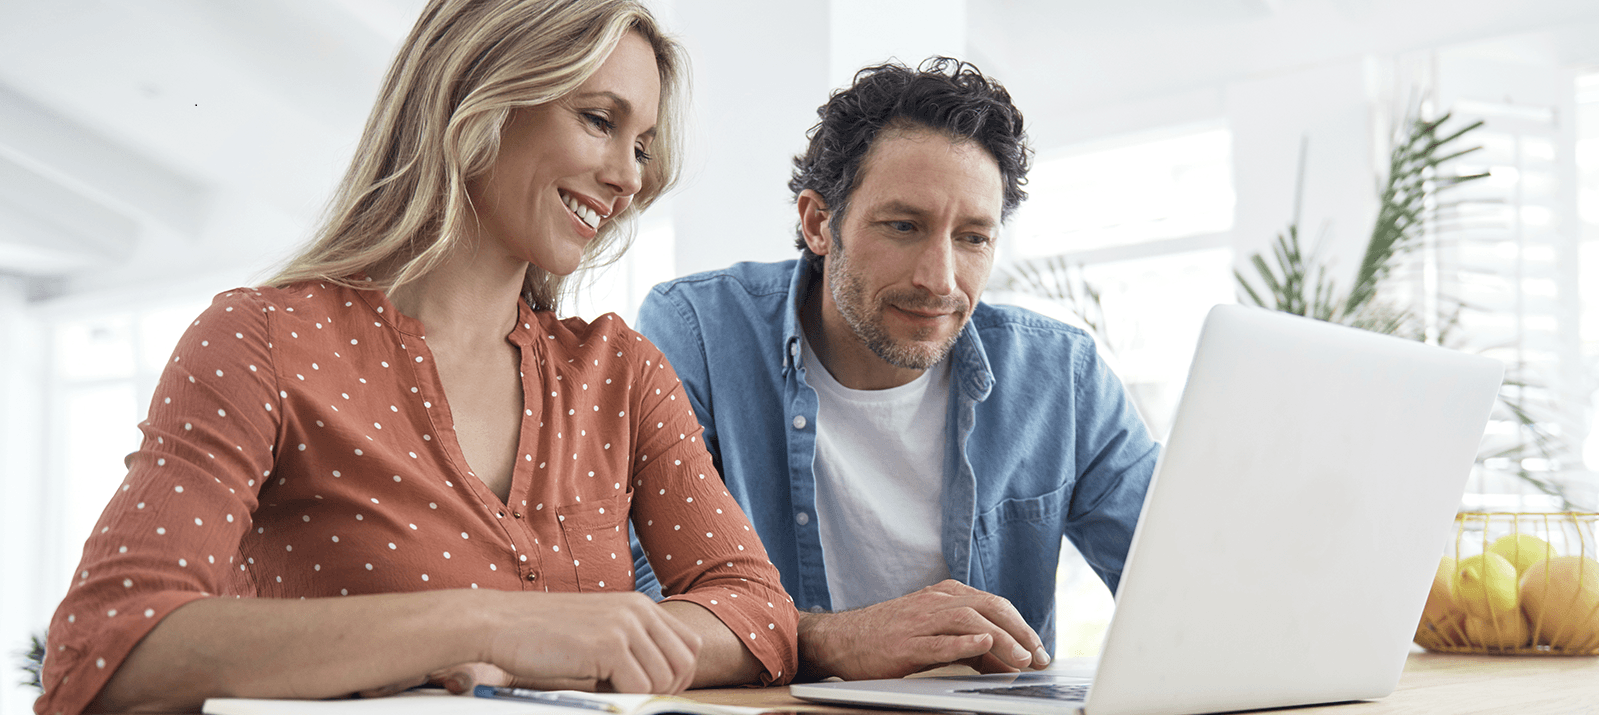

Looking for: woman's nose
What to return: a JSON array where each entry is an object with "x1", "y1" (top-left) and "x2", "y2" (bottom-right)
[{"x1": 600, "y1": 145, "x2": 644, "y2": 197}]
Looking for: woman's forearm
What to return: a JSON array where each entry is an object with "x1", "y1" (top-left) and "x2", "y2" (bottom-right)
[
  {"x1": 657, "y1": 600, "x2": 762, "y2": 688},
  {"x1": 89, "y1": 589, "x2": 487, "y2": 713}
]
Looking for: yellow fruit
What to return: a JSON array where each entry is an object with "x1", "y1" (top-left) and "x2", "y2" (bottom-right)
[
  {"x1": 1464, "y1": 612, "x2": 1531, "y2": 649},
  {"x1": 1416, "y1": 556, "x2": 1467, "y2": 646},
  {"x1": 1520, "y1": 556, "x2": 1599, "y2": 651},
  {"x1": 1454, "y1": 552, "x2": 1519, "y2": 619},
  {"x1": 1488, "y1": 534, "x2": 1552, "y2": 575}
]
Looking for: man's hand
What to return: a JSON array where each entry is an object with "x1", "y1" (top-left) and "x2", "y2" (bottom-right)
[{"x1": 797, "y1": 580, "x2": 1050, "y2": 681}]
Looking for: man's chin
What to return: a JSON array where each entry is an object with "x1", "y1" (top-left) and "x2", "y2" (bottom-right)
[{"x1": 872, "y1": 337, "x2": 958, "y2": 371}]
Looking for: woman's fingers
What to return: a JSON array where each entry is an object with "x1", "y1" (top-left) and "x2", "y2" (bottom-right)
[
  {"x1": 356, "y1": 674, "x2": 426, "y2": 698},
  {"x1": 481, "y1": 592, "x2": 704, "y2": 694},
  {"x1": 644, "y1": 607, "x2": 700, "y2": 693},
  {"x1": 427, "y1": 662, "x2": 508, "y2": 694}
]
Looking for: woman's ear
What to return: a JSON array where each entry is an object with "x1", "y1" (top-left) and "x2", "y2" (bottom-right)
[{"x1": 796, "y1": 190, "x2": 833, "y2": 257}]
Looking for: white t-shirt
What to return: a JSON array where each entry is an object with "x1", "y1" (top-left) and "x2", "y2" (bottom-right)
[{"x1": 802, "y1": 333, "x2": 952, "y2": 611}]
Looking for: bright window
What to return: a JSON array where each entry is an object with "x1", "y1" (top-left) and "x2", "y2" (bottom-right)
[{"x1": 993, "y1": 126, "x2": 1238, "y2": 657}]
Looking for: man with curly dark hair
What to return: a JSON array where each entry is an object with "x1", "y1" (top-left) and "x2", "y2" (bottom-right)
[{"x1": 632, "y1": 58, "x2": 1159, "y2": 680}]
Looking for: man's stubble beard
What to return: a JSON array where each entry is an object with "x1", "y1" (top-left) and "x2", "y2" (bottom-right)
[{"x1": 826, "y1": 245, "x2": 968, "y2": 371}]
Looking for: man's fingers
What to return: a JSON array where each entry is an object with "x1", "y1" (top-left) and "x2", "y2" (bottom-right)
[
  {"x1": 947, "y1": 593, "x2": 1043, "y2": 669},
  {"x1": 906, "y1": 632, "x2": 994, "y2": 669}
]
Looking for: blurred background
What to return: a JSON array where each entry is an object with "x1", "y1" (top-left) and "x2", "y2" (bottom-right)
[{"x1": 4, "y1": 0, "x2": 1599, "y2": 710}]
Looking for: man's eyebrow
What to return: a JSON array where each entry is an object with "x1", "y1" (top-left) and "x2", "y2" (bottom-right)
[
  {"x1": 872, "y1": 200, "x2": 997, "y2": 229},
  {"x1": 572, "y1": 91, "x2": 657, "y2": 139}
]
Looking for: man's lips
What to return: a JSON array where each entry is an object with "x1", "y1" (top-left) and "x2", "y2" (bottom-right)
[{"x1": 888, "y1": 304, "x2": 959, "y2": 324}]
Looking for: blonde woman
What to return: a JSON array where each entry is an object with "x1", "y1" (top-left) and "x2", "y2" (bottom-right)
[{"x1": 35, "y1": 2, "x2": 797, "y2": 713}]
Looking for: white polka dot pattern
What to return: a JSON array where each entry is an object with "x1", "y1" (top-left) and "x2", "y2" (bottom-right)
[{"x1": 38, "y1": 284, "x2": 798, "y2": 714}]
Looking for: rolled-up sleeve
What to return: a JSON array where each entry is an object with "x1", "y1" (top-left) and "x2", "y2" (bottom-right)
[
  {"x1": 37, "y1": 291, "x2": 278, "y2": 715},
  {"x1": 625, "y1": 338, "x2": 797, "y2": 686}
]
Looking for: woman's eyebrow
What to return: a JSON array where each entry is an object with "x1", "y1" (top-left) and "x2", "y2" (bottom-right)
[{"x1": 572, "y1": 91, "x2": 657, "y2": 138}]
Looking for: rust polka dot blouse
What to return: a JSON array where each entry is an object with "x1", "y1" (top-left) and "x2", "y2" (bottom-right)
[{"x1": 35, "y1": 282, "x2": 798, "y2": 715}]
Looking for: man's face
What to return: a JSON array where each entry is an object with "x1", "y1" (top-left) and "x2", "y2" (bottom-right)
[{"x1": 818, "y1": 127, "x2": 1003, "y2": 370}]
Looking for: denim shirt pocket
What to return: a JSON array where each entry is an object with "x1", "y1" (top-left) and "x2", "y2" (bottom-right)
[
  {"x1": 972, "y1": 484, "x2": 1069, "y2": 640},
  {"x1": 556, "y1": 492, "x2": 633, "y2": 592}
]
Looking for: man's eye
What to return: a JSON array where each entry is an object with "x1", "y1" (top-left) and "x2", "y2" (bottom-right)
[
  {"x1": 888, "y1": 221, "x2": 915, "y2": 233},
  {"x1": 964, "y1": 234, "x2": 993, "y2": 245}
]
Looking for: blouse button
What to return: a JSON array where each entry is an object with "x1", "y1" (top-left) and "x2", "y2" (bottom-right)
[
  {"x1": 513, "y1": 512, "x2": 524, "y2": 519},
  {"x1": 497, "y1": 511, "x2": 505, "y2": 518},
  {"x1": 525, "y1": 572, "x2": 537, "y2": 582}
]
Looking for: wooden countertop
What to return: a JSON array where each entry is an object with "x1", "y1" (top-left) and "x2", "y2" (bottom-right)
[{"x1": 681, "y1": 649, "x2": 1599, "y2": 714}]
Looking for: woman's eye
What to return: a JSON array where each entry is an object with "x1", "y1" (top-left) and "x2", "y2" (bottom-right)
[
  {"x1": 635, "y1": 146, "x2": 654, "y2": 165},
  {"x1": 583, "y1": 112, "x2": 614, "y2": 132}
]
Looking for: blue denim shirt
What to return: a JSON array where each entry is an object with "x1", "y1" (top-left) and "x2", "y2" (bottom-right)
[{"x1": 630, "y1": 259, "x2": 1158, "y2": 649}]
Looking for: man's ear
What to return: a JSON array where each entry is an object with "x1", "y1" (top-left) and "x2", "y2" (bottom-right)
[{"x1": 797, "y1": 189, "x2": 833, "y2": 257}]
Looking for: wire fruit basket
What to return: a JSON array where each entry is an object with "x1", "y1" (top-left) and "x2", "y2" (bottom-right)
[{"x1": 1414, "y1": 512, "x2": 1599, "y2": 655}]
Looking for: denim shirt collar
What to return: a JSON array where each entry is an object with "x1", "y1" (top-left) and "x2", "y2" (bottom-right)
[
  {"x1": 779, "y1": 258, "x2": 995, "y2": 404},
  {"x1": 780, "y1": 259, "x2": 810, "y2": 375}
]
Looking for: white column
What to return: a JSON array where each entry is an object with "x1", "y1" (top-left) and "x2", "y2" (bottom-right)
[
  {"x1": 1225, "y1": 57, "x2": 1382, "y2": 293},
  {"x1": 0, "y1": 275, "x2": 47, "y2": 715}
]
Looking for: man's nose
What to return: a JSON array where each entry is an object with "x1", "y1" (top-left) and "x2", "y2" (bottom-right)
[{"x1": 911, "y1": 236, "x2": 957, "y2": 297}]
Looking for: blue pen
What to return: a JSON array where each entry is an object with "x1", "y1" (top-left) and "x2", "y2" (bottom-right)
[{"x1": 473, "y1": 685, "x2": 622, "y2": 713}]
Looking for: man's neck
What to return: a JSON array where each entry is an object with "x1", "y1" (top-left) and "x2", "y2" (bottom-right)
[{"x1": 800, "y1": 270, "x2": 927, "y2": 391}]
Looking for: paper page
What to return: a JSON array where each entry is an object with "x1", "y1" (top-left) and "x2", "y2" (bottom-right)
[
  {"x1": 204, "y1": 689, "x2": 776, "y2": 715},
  {"x1": 205, "y1": 689, "x2": 601, "y2": 715}
]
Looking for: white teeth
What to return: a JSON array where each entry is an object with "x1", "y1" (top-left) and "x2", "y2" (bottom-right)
[{"x1": 561, "y1": 192, "x2": 602, "y2": 229}]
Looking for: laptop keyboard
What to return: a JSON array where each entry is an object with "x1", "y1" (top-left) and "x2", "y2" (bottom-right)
[{"x1": 955, "y1": 683, "x2": 1090, "y2": 701}]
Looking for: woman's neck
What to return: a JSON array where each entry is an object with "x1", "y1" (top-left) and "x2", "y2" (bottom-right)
[{"x1": 385, "y1": 242, "x2": 527, "y2": 346}]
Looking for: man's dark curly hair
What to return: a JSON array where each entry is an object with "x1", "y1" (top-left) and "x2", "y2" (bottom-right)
[{"x1": 788, "y1": 56, "x2": 1031, "y2": 269}]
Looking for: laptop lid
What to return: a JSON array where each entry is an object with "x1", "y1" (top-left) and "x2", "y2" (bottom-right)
[{"x1": 791, "y1": 304, "x2": 1504, "y2": 715}]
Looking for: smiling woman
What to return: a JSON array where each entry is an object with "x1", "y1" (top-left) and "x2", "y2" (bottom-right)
[{"x1": 31, "y1": 2, "x2": 797, "y2": 715}]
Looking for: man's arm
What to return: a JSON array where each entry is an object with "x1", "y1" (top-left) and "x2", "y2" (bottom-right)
[
  {"x1": 1064, "y1": 344, "x2": 1160, "y2": 594},
  {"x1": 795, "y1": 580, "x2": 1051, "y2": 680}
]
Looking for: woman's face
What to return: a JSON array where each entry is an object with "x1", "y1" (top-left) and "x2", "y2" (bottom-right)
[{"x1": 468, "y1": 31, "x2": 661, "y2": 276}]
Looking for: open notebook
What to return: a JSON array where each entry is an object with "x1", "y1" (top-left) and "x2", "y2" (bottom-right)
[{"x1": 204, "y1": 688, "x2": 773, "y2": 715}]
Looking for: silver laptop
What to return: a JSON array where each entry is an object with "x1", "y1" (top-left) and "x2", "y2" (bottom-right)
[{"x1": 790, "y1": 304, "x2": 1504, "y2": 715}]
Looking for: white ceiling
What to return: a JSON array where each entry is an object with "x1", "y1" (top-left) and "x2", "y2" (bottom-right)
[{"x1": 3, "y1": 0, "x2": 1598, "y2": 289}]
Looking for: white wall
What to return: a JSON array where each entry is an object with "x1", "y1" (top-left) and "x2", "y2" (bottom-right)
[{"x1": 667, "y1": 0, "x2": 831, "y2": 275}]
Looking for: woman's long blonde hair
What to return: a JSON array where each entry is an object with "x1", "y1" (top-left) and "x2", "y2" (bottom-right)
[{"x1": 267, "y1": 0, "x2": 685, "y2": 311}]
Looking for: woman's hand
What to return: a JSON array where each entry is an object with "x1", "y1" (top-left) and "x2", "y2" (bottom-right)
[{"x1": 477, "y1": 591, "x2": 703, "y2": 694}]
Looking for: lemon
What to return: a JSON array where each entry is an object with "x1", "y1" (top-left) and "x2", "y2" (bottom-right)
[
  {"x1": 1454, "y1": 552, "x2": 1518, "y2": 619},
  {"x1": 1520, "y1": 556, "x2": 1599, "y2": 651},
  {"x1": 1488, "y1": 533, "x2": 1552, "y2": 575},
  {"x1": 1464, "y1": 612, "x2": 1531, "y2": 649},
  {"x1": 1415, "y1": 556, "x2": 1466, "y2": 647}
]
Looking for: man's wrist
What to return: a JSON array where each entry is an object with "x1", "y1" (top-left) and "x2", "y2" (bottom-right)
[{"x1": 796, "y1": 610, "x2": 840, "y2": 681}]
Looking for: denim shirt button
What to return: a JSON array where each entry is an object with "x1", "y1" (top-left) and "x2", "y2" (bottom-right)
[
  {"x1": 795, "y1": 511, "x2": 810, "y2": 526},
  {"x1": 792, "y1": 415, "x2": 807, "y2": 430}
]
